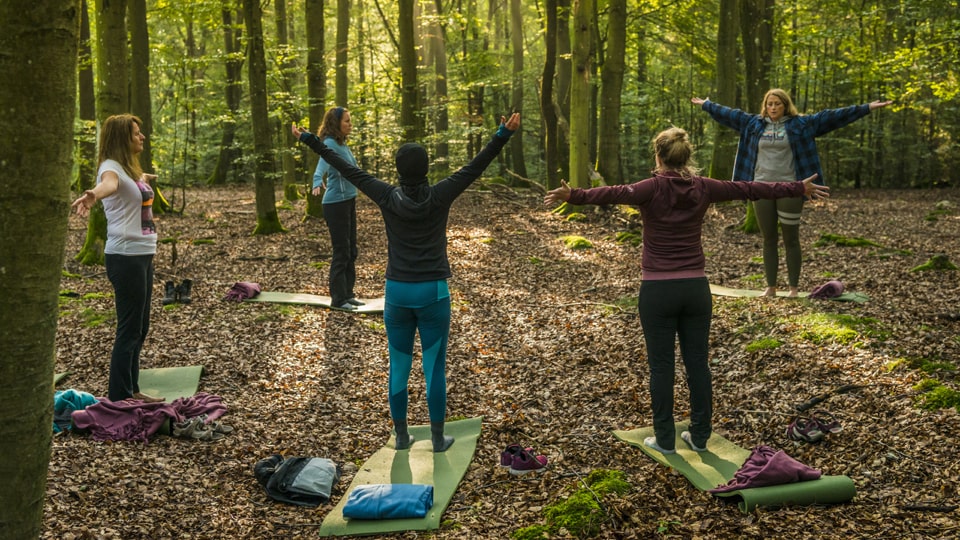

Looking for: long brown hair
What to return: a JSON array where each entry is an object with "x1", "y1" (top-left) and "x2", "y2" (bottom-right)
[
  {"x1": 760, "y1": 88, "x2": 800, "y2": 118},
  {"x1": 318, "y1": 107, "x2": 349, "y2": 145},
  {"x1": 98, "y1": 114, "x2": 143, "y2": 180},
  {"x1": 652, "y1": 127, "x2": 700, "y2": 179}
]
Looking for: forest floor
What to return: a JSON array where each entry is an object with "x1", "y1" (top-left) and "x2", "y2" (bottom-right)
[{"x1": 46, "y1": 184, "x2": 960, "y2": 539}]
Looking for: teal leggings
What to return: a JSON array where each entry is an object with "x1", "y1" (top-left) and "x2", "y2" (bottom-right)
[{"x1": 384, "y1": 280, "x2": 451, "y2": 423}]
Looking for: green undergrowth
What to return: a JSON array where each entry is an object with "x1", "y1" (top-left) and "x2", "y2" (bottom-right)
[
  {"x1": 911, "y1": 254, "x2": 958, "y2": 272},
  {"x1": 560, "y1": 235, "x2": 593, "y2": 250},
  {"x1": 566, "y1": 212, "x2": 588, "y2": 222},
  {"x1": 925, "y1": 200, "x2": 955, "y2": 221},
  {"x1": 614, "y1": 230, "x2": 642, "y2": 247},
  {"x1": 792, "y1": 312, "x2": 887, "y2": 345},
  {"x1": 814, "y1": 233, "x2": 882, "y2": 248},
  {"x1": 512, "y1": 469, "x2": 632, "y2": 540},
  {"x1": 745, "y1": 337, "x2": 783, "y2": 352},
  {"x1": 888, "y1": 357, "x2": 959, "y2": 412}
]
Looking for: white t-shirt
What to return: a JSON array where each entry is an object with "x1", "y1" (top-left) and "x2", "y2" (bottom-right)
[{"x1": 99, "y1": 159, "x2": 157, "y2": 255}]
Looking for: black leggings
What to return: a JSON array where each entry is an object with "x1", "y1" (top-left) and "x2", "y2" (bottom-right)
[
  {"x1": 323, "y1": 198, "x2": 358, "y2": 305},
  {"x1": 105, "y1": 253, "x2": 154, "y2": 401},
  {"x1": 638, "y1": 277, "x2": 713, "y2": 450}
]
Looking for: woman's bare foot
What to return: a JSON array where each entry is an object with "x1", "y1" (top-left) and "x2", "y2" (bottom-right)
[
  {"x1": 762, "y1": 287, "x2": 777, "y2": 297},
  {"x1": 787, "y1": 287, "x2": 800, "y2": 298},
  {"x1": 133, "y1": 392, "x2": 166, "y2": 403}
]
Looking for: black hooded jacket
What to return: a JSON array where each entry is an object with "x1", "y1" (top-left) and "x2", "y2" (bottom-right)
[{"x1": 299, "y1": 128, "x2": 513, "y2": 282}]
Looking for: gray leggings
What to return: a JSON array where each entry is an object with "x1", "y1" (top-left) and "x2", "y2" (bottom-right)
[{"x1": 754, "y1": 196, "x2": 804, "y2": 288}]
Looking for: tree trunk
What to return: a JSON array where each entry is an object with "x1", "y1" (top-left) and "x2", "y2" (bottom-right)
[
  {"x1": 0, "y1": 1, "x2": 78, "y2": 537},
  {"x1": 208, "y1": 2, "x2": 244, "y2": 186},
  {"x1": 304, "y1": 0, "x2": 325, "y2": 219},
  {"x1": 335, "y1": 0, "x2": 350, "y2": 106},
  {"x1": 428, "y1": 0, "x2": 450, "y2": 175},
  {"x1": 568, "y1": 0, "x2": 593, "y2": 201},
  {"x1": 276, "y1": 0, "x2": 302, "y2": 201},
  {"x1": 508, "y1": 0, "x2": 527, "y2": 181},
  {"x1": 79, "y1": 0, "x2": 129, "y2": 266},
  {"x1": 597, "y1": 0, "x2": 625, "y2": 185},
  {"x1": 243, "y1": 0, "x2": 284, "y2": 234},
  {"x1": 556, "y1": 0, "x2": 572, "y2": 183},
  {"x1": 129, "y1": 0, "x2": 170, "y2": 213},
  {"x1": 540, "y1": 0, "x2": 560, "y2": 190},
  {"x1": 710, "y1": 0, "x2": 738, "y2": 181},
  {"x1": 76, "y1": 0, "x2": 96, "y2": 193},
  {"x1": 398, "y1": 0, "x2": 419, "y2": 141}
]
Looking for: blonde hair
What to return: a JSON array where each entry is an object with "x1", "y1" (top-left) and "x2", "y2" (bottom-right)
[
  {"x1": 653, "y1": 127, "x2": 700, "y2": 178},
  {"x1": 98, "y1": 114, "x2": 143, "y2": 180},
  {"x1": 760, "y1": 88, "x2": 800, "y2": 118}
]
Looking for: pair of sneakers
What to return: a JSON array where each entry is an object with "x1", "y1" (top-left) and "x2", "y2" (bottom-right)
[
  {"x1": 786, "y1": 410, "x2": 842, "y2": 443},
  {"x1": 337, "y1": 298, "x2": 365, "y2": 311},
  {"x1": 643, "y1": 431, "x2": 707, "y2": 454},
  {"x1": 500, "y1": 444, "x2": 548, "y2": 475}
]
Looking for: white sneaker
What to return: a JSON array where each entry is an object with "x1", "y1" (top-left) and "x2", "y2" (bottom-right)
[
  {"x1": 643, "y1": 436, "x2": 676, "y2": 455},
  {"x1": 681, "y1": 431, "x2": 707, "y2": 452}
]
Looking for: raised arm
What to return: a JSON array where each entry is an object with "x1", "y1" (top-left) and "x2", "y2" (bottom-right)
[
  {"x1": 432, "y1": 113, "x2": 520, "y2": 204},
  {"x1": 292, "y1": 123, "x2": 394, "y2": 204}
]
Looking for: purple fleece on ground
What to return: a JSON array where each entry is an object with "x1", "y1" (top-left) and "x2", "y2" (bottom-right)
[
  {"x1": 809, "y1": 280, "x2": 844, "y2": 299},
  {"x1": 224, "y1": 281, "x2": 261, "y2": 301},
  {"x1": 709, "y1": 445, "x2": 821, "y2": 493},
  {"x1": 71, "y1": 392, "x2": 227, "y2": 444}
]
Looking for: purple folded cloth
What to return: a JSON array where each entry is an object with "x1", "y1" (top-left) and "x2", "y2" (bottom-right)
[
  {"x1": 809, "y1": 280, "x2": 844, "y2": 299},
  {"x1": 224, "y1": 281, "x2": 261, "y2": 301},
  {"x1": 709, "y1": 445, "x2": 821, "y2": 493}
]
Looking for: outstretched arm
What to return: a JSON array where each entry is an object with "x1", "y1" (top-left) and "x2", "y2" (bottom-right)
[
  {"x1": 432, "y1": 113, "x2": 520, "y2": 203},
  {"x1": 292, "y1": 123, "x2": 394, "y2": 204}
]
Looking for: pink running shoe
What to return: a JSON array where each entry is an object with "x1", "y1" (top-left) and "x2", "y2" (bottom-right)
[{"x1": 509, "y1": 448, "x2": 548, "y2": 475}]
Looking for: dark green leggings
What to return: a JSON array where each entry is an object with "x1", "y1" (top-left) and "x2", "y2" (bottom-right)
[
  {"x1": 754, "y1": 197, "x2": 804, "y2": 288},
  {"x1": 638, "y1": 278, "x2": 713, "y2": 450}
]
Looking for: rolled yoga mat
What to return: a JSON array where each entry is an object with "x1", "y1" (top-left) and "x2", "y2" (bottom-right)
[
  {"x1": 613, "y1": 422, "x2": 856, "y2": 512},
  {"x1": 319, "y1": 417, "x2": 482, "y2": 537}
]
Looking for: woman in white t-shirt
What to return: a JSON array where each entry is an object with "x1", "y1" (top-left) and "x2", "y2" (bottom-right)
[{"x1": 72, "y1": 114, "x2": 164, "y2": 403}]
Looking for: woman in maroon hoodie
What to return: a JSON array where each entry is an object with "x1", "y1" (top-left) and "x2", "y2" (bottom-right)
[{"x1": 544, "y1": 127, "x2": 828, "y2": 454}]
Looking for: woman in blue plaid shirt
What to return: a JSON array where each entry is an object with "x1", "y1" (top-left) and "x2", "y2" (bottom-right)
[{"x1": 692, "y1": 90, "x2": 890, "y2": 297}]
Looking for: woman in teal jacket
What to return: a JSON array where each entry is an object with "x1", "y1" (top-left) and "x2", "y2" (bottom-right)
[
  {"x1": 313, "y1": 107, "x2": 363, "y2": 310},
  {"x1": 692, "y1": 90, "x2": 890, "y2": 297}
]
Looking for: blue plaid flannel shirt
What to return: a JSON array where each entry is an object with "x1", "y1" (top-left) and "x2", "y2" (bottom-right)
[{"x1": 701, "y1": 100, "x2": 871, "y2": 185}]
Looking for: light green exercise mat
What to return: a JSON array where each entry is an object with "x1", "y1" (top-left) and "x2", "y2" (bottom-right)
[
  {"x1": 137, "y1": 365, "x2": 204, "y2": 401},
  {"x1": 613, "y1": 423, "x2": 856, "y2": 512},
  {"x1": 709, "y1": 283, "x2": 869, "y2": 303},
  {"x1": 54, "y1": 372, "x2": 70, "y2": 386},
  {"x1": 246, "y1": 291, "x2": 385, "y2": 313},
  {"x1": 319, "y1": 417, "x2": 482, "y2": 537}
]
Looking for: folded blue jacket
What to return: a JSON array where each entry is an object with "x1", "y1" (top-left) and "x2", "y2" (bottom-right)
[{"x1": 342, "y1": 484, "x2": 434, "y2": 520}]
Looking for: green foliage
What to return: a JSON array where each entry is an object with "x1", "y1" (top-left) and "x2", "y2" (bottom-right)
[
  {"x1": 912, "y1": 379, "x2": 960, "y2": 411},
  {"x1": 560, "y1": 235, "x2": 593, "y2": 250},
  {"x1": 888, "y1": 356, "x2": 956, "y2": 374},
  {"x1": 614, "y1": 230, "x2": 642, "y2": 246},
  {"x1": 793, "y1": 313, "x2": 887, "y2": 344},
  {"x1": 745, "y1": 337, "x2": 783, "y2": 352},
  {"x1": 62, "y1": 270, "x2": 81, "y2": 279},
  {"x1": 79, "y1": 308, "x2": 111, "y2": 328},
  {"x1": 191, "y1": 238, "x2": 216, "y2": 245},
  {"x1": 910, "y1": 254, "x2": 958, "y2": 272},
  {"x1": 82, "y1": 292, "x2": 110, "y2": 301},
  {"x1": 514, "y1": 470, "x2": 631, "y2": 539},
  {"x1": 528, "y1": 256, "x2": 543, "y2": 265},
  {"x1": 814, "y1": 234, "x2": 882, "y2": 248},
  {"x1": 566, "y1": 213, "x2": 588, "y2": 222},
  {"x1": 743, "y1": 273, "x2": 765, "y2": 285},
  {"x1": 480, "y1": 237, "x2": 495, "y2": 245},
  {"x1": 309, "y1": 261, "x2": 329, "y2": 270},
  {"x1": 925, "y1": 200, "x2": 955, "y2": 221}
]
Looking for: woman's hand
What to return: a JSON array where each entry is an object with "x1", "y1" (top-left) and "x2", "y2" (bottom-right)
[
  {"x1": 868, "y1": 100, "x2": 892, "y2": 111},
  {"x1": 801, "y1": 174, "x2": 830, "y2": 200},
  {"x1": 691, "y1": 97, "x2": 708, "y2": 106},
  {"x1": 544, "y1": 180, "x2": 572, "y2": 207},
  {"x1": 71, "y1": 191, "x2": 97, "y2": 216},
  {"x1": 311, "y1": 186, "x2": 323, "y2": 196},
  {"x1": 500, "y1": 112, "x2": 521, "y2": 131},
  {"x1": 291, "y1": 122, "x2": 307, "y2": 138}
]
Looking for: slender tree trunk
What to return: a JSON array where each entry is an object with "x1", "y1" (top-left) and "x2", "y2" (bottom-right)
[
  {"x1": 568, "y1": 0, "x2": 594, "y2": 199},
  {"x1": 556, "y1": 0, "x2": 572, "y2": 182},
  {"x1": 243, "y1": 0, "x2": 284, "y2": 234},
  {"x1": 509, "y1": 0, "x2": 527, "y2": 181},
  {"x1": 276, "y1": 0, "x2": 301, "y2": 201},
  {"x1": 398, "y1": 0, "x2": 419, "y2": 141},
  {"x1": 78, "y1": 0, "x2": 129, "y2": 266},
  {"x1": 710, "y1": 0, "x2": 738, "y2": 181},
  {"x1": 429, "y1": 0, "x2": 450, "y2": 175},
  {"x1": 208, "y1": 2, "x2": 244, "y2": 185},
  {"x1": 540, "y1": 0, "x2": 560, "y2": 190},
  {"x1": 304, "y1": 0, "x2": 326, "y2": 219},
  {"x1": 335, "y1": 0, "x2": 350, "y2": 106},
  {"x1": 76, "y1": 0, "x2": 97, "y2": 193},
  {"x1": 597, "y1": 0, "x2": 625, "y2": 185},
  {"x1": 0, "y1": 2, "x2": 78, "y2": 537}
]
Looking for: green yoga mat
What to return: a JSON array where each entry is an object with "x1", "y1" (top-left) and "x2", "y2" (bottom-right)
[
  {"x1": 709, "y1": 284, "x2": 869, "y2": 303},
  {"x1": 137, "y1": 365, "x2": 204, "y2": 401},
  {"x1": 54, "y1": 372, "x2": 70, "y2": 386},
  {"x1": 613, "y1": 423, "x2": 856, "y2": 512},
  {"x1": 246, "y1": 291, "x2": 385, "y2": 313},
  {"x1": 319, "y1": 417, "x2": 482, "y2": 537}
]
